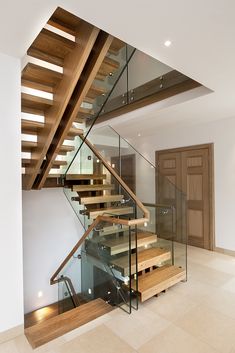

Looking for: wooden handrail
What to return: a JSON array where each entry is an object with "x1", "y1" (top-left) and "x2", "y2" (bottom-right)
[
  {"x1": 50, "y1": 137, "x2": 150, "y2": 285},
  {"x1": 50, "y1": 214, "x2": 149, "y2": 284}
]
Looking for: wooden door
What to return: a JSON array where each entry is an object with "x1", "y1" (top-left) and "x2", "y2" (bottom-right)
[
  {"x1": 156, "y1": 144, "x2": 214, "y2": 250},
  {"x1": 111, "y1": 154, "x2": 136, "y2": 194},
  {"x1": 156, "y1": 152, "x2": 183, "y2": 243},
  {"x1": 181, "y1": 149, "x2": 211, "y2": 249}
]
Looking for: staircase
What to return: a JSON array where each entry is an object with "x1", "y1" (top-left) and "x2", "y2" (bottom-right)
[
  {"x1": 61, "y1": 141, "x2": 186, "y2": 305},
  {"x1": 23, "y1": 6, "x2": 187, "y2": 349},
  {"x1": 21, "y1": 7, "x2": 126, "y2": 190}
]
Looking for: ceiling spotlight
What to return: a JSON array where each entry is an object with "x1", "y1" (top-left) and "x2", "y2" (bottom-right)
[
  {"x1": 164, "y1": 40, "x2": 172, "y2": 47},
  {"x1": 137, "y1": 133, "x2": 141, "y2": 137}
]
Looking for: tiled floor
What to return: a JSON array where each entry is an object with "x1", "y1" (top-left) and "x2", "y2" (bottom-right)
[{"x1": 2, "y1": 246, "x2": 235, "y2": 353}]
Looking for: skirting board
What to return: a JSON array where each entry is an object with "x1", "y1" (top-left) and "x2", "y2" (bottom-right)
[
  {"x1": 215, "y1": 247, "x2": 235, "y2": 257},
  {"x1": 0, "y1": 324, "x2": 24, "y2": 344}
]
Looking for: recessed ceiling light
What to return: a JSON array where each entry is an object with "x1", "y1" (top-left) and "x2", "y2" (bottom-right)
[
  {"x1": 137, "y1": 133, "x2": 141, "y2": 137},
  {"x1": 164, "y1": 40, "x2": 172, "y2": 47}
]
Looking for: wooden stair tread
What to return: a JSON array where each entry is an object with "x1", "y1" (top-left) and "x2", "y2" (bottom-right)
[
  {"x1": 131, "y1": 265, "x2": 186, "y2": 302},
  {"x1": 28, "y1": 28, "x2": 75, "y2": 67},
  {"x1": 86, "y1": 84, "x2": 106, "y2": 100},
  {"x1": 48, "y1": 7, "x2": 81, "y2": 36},
  {"x1": 21, "y1": 140, "x2": 37, "y2": 152},
  {"x1": 67, "y1": 127, "x2": 84, "y2": 139},
  {"x1": 21, "y1": 93, "x2": 53, "y2": 114},
  {"x1": 21, "y1": 119, "x2": 44, "y2": 135},
  {"x1": 112, "y1": 247, "x2": 171, "y2": 276},
  {"x1": 22, "y1": 141, "x2": 74, "y2": 154},
  {"x1": 109, "y1": 38, "x2": 125, "y2": 55},
  {"x1": 80, "y1": 194, "x2": 124, "y2": 205},
  {"x1": 27, "y1": 47, "x2": 64, "y2": 67},
  {"x1": 25, "y1": 298, "x2": 112, "y2": 348},
  {"x1": 21, "y1": 63, "x2": 63, "y2": 93},
  {"x1": 72, "y1": 184, "x2": 114, "y2": 192},
  {"x1": 22, "y1": 159, "x2": 67, "y2": 168},
  {"x1": 59, "y1": 145, "x2": 75, "y2": 153},
  {"x1": 66, "y1": 174, "x2": 106, "y2": 180},
  {"x1": 100, "y1": 232, "x2": 157, "y2": 255},
  {"x1": 98, "y1": 225, "x2": 130, "y2": 236},
  {"x1": 97, "y1": 57, "x2": 120, "y2": 80},
  {"x1": 21, "y1": 120, "x2": 83, "y2": 139},
  {"x1": 85, "y1": 206, "x2": 134, "y2": 219}
]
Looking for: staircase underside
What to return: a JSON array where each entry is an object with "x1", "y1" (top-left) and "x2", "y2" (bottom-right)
[
  {"x1": 25, "y1": 298, "x2": 113, "y2": 348},
  {"x1": 21, "y1": 6, "x2": 203, "y2": 191}
]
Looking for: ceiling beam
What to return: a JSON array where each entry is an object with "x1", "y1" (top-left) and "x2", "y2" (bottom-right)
[
  {"x1": 34, "y1": 32, "x2": 113, "y2": 189},
  {"x1": 24, "y1": 21, "x2": 100, "y2": 190}
]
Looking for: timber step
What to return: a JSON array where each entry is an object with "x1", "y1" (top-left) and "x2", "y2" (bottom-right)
[
  {"x1": 96, "y1": 56, "x2": 120, "y2": 81},
  {"x1": 21, "y1": 141, "x2": 37, "y2": 153},
  {"x1": 86, "y1": 84, "x2": 106, "y2": 100},
  {"x1": 21, "y1": 119, "x2": 83, "y2": 139},
  {"x1": 109, "y1": 38, "x2": 125, "y2": 55},
  {"x1": 83, "y1": 206, "x2": 134, "y2": 219},
  {"x1": 75, "y1": 107, "x2": 95, "y2": 121},
  {"x1": 66, "y1": 174, "x2": 106, "y2": 180},
  {"x1": 80, "y1": 194, "x2": 124, "y2": 205},
  {"x1": 98, "y1": 225, "x2": 130, "y2": 236},
  {"x1": 66, "y1": 126, "x2": 84, "y2": 139},
  {"x1": 131, "y1": 265, "x2": 186, "y2": 302},
  {"x1": 21, "y1": 141, "x2": 74, "y2": 155},
  {"x1": 21, "y1": 63, "x2": 63, "y2": 93},
  {"x1": 72, "y1": 184, "x2": 115, "y2": 192},
  {"x1": 112, "y1": 247, "x2": 171, "y2": 276},
  {"x1": 48, "y1": 7, "x2": 81, "y2": 36},
  {"x1": 59, "y1": 145, "x2": 75, "y2": 154},
  {"x1": 21, "y1": 119, "x2": 44, "y2": 135},
  {"x1": 22, "y1": 159, "x2": 67, "y2": 169},
  {"x1": 28, "y1": 28, "x2": 75, "y2": 67},
  {"x1": 25, "y1": 298, "x2": 113, "y2": 348},
  {"x1": 99, "y1": 232, "x2": 157, "y2": 256},
  {"x1": 21, "y1": 93, "x2": 53, "y2": 115}
]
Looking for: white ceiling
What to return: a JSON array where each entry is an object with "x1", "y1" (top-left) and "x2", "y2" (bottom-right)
[{"x1": 1, "y1": 0, "x2": 235, "y2": 137}]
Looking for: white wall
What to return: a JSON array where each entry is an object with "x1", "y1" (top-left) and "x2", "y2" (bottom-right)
[
  {"x1": 125, "y1": 116, "x2": 235, "y2": 252},
  {"x1": 0, "y1": 53, "x2": 23, "y2": 332},
  {"x1": 22, "y1": 188, "x2": 84, "y2": 314}
]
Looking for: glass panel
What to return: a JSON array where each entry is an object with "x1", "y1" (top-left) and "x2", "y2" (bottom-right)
[
  {"x1": 56, "y1": 44, "x2": 188, "y2": 315},
  {"x1": 88, "y1": 125, "x2": 187, "y2": 279}
]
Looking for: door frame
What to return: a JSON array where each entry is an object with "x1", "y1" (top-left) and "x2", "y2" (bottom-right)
[{"x1": 155, "y1": 143, "x2": 215, "y2": 250}]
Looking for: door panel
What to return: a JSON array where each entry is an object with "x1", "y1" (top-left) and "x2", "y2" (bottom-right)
[
  {"x1": 157, "y1": 152, "x2": 183, "y2": 242},
  {"x1": 182, "y1": 148, "x2": 210, "y2": 249},
  {"x1": 156, "y1": 145, "x2": 213, "y2": 250}
]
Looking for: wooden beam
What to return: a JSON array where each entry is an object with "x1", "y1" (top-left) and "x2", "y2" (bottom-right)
[
  {"x1": 24, "y1": 21, "x2": 100, "y2": 190},
  {"x1": 35, "y1": 32, "x2": 114, "y2": 189}
]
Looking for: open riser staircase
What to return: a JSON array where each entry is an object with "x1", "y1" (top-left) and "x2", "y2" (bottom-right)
[{"x1": 23, "y1": 6, "x2": 188, "y2": 349}]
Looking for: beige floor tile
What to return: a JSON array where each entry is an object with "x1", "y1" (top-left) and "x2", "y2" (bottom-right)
[
  {"x1": 13, "y1": 334, "x2": 33, "y2": 353},
  {"x1": 222, "y1": 277, "x2": 235, "y2": 293},
  {"x1": 205, "y1": 257, "x2": 235, "y2": 275},
  {"x1": 0, "y1": 340, "x2": 19, "y2": 353},
  {"x1": 138, "y1": 324, "x2": 219, "y2": 353},
  {"x1": 170, "y1": 277, "x2": 215, "y2": 303},
  {"x1": 104, "y1": 306, "x2": 170, "y2": 349},
  {"x1": 175, "y1": 304, "x2": 235, "y2": 353},
  {"x1": 14, "y1": 333, "x2": 66, "y2": 353},
  {"x1": 186, "y1": 261, "x2": 233, "y2": 287},
  {"x1": 201, "y1": 288, "x2": 235, "y2": 320},
  {"x1": 55, "y1": 325, "x2": 136, "y2": 353},
  {"x1": 143, "y1": 290, "x2": 197, "y2": 322}
]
